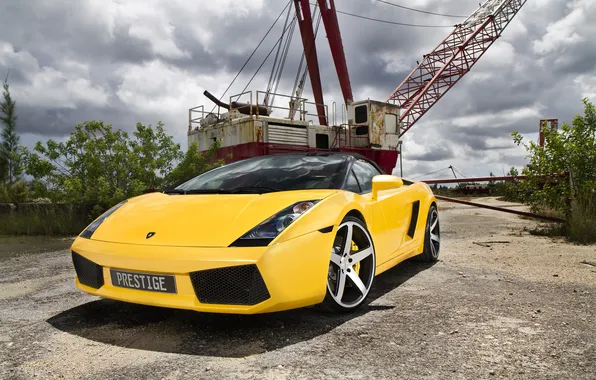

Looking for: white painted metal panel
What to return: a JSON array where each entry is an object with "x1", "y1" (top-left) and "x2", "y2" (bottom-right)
[{"x1": 267, "y1": 124, "x2": 308, "y2": 146}]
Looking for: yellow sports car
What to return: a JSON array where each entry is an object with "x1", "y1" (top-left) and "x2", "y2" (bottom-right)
[{"x1": 70, "y1": 152, "x2": 440, "y2": 314}]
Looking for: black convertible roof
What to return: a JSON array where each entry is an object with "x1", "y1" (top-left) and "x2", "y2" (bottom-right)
[{"x1": 262, "y1": 151, "x2": 385, "y2": 173}]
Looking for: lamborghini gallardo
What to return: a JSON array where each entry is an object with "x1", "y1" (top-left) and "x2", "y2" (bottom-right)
[{"x1": 70, "y1": 152, "x2": 440, "y2": 314}]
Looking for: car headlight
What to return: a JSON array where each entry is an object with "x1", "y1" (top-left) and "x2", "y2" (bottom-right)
[
  {"x1": 80, "y1": 200, "x2": 127, "y2": 239},
  {"x1": 230, "y1": 200, "x2": 319, "y2": 246}
]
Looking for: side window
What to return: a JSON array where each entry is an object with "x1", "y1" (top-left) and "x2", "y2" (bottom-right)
[
  {"x1": 352, "y1": 160, "x2": 381, "y2": 193},
  {"x1": 354, "y1": 105, "x2": 368, "y2": 124},
  {"x1": 344, "y1": 170, "x2": 361, "y2": 193}
]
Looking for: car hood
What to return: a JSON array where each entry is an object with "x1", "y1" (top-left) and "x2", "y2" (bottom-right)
[{"x1": 87, "y1": 190, "x2": 338, "y2": 247}]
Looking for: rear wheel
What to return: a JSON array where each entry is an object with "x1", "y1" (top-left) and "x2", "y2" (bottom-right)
[
  {"x1": 415, "y1": 204, "x2": 440, "y2": 262},
  {"x1": 318, "y1": 216, "x2": 376, "y2": 313}
]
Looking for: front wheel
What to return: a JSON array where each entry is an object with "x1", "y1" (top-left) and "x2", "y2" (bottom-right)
[{"x1": 318, "y1": 216, "x2": 376, "y2": 313}]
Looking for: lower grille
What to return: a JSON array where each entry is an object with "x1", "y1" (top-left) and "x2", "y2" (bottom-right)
[
  {"x1": 71, "y1": 251, "x2": 104, "y2": 289},
  {"x1": 189, "y1": 264, "x2": 270, "y2": 305}
]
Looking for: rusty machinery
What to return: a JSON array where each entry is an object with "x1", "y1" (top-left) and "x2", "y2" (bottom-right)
[{"x1": 189, "y1": 0, "x2": 528, "y2": 175}]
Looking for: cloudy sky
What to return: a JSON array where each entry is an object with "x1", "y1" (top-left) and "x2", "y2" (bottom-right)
[{"x1": 1, "y1": 0, "x2": 594, "y2": 179}]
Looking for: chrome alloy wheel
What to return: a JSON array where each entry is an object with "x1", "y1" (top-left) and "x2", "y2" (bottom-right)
[
  {"x1": 326, "y1": 219, "x2": 376, "y2": 309},
  {"x1": 429, "y1": 208, "x2": 440, "y2": 259}
]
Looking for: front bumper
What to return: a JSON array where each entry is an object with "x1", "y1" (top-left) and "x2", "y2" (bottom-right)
[{"x1": 70, "y1": 229, "x2": 335, "y2": 314}]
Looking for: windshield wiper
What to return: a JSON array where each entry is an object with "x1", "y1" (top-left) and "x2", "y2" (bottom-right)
[
  {"x1": 164, "y1": 186, "x2": 280, "y2": 195},
  {"x1": 163, "y1": 189, "x2": 232, "y2": 195},
  {"x1": 163, "y1": 189, "x2": 186, "y2": 194},
  {"x1": 227, "y1": 186, "x2": 281, "y2": 194}
]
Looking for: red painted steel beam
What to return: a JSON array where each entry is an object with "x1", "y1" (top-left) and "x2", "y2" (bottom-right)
[
  {"x1": 386, "y1": 0, "x2": 527, "y2": 137},
  {"x1": 294, "y1": 0, "x2": 327, "y2": 126},
  {"x1": 317, "y1": 0, "x2": 353, "y2": 105},
  {"x1": 421, "y1": 173, "x2": 568, "y2": 185},
  {"x1": 423, "y1": 175, "x2": 528, "y2": 184},
  {"x1": 435, "y1": 195, "x2": 566, "y2": 223}
]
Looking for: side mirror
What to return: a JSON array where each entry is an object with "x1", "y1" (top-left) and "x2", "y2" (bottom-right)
[{"x1": 371, "y1": 175, "x2": 403, "y2": 200}]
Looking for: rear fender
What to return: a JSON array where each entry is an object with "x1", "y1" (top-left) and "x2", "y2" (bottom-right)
[{"x1": 410, "y1": 183, "x2": 438, "y2": 244}]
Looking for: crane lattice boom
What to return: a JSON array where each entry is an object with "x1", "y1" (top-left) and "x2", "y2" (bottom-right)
[{"x1": 387, "y1": 0, "x2": 527, "y2": 137}]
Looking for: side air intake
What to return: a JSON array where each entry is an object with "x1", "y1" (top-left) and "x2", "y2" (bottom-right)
[
  {"x1": 407, "y1": 201, "x2": 420, "y2": 238},
  {"x1": 71, "y1": 251, "x2": 105, "y2": 289}
]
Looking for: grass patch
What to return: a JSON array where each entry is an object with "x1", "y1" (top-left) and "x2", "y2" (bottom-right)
[
  {"x1": 567, "y1": 208, "x2": 596, "y2": 245},
  {"x1": 0, "y1": 205, "x2": 89, "y2": 236},
  {"x1": 525, "y1": 210, "x2": 596, "y2": 245},
  {"x1": 0, "y1": 234, "x2": 75, "y2": 256},
  {"x1": 528, "y1": 223, "x2": 566, "y2": 237}
]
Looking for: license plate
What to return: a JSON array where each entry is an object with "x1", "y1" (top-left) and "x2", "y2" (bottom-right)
[{"x1": 110, "y1": 269, "x2": 177, "y2": 294}]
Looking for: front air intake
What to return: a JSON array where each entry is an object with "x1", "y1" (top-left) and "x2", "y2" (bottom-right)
[
  {"x1": 71, "y1": 251, "x2": 104, "y2": 289},
  {"x1": 189, "y1": 264, "x2": 270, "y2": 305}
]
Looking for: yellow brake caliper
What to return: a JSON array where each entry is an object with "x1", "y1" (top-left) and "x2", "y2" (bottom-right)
[{"x1": 351, "y1": 241, "x2": 360, "y2": 275}]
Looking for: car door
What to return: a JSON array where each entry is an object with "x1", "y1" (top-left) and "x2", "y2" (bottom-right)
[{"x1": 351, "y1": 160, "x2": 411, "y2": 264}]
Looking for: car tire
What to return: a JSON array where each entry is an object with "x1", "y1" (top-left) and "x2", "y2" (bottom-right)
[
  {"x1": 317, "y1": 216, "x2": 376, "y2": 313},
  {"x1": 414, "y1": 203, "x2": 440, "y2": 262}
]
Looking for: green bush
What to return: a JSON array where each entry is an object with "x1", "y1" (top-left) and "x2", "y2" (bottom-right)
[{"x1": 511, "y1": 98, "x2": 596, "y2": 244}]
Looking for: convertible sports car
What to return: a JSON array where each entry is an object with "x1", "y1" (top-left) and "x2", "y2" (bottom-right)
[{"x1": 70, "y1": 152, "x2": 440, "y2": 314}]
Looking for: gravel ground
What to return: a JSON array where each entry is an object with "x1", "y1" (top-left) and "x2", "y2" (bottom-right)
[{"x1": 0, "y1": 197, "x2": 594, "y2": 379}]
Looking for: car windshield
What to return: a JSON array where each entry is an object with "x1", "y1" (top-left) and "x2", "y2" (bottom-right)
[{"x1": 174, "y1": 154, "x2": 348, "y2": 192}]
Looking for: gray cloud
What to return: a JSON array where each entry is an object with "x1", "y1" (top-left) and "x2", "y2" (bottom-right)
[{"x1": 408, "y1": 143, "x2": 455, "y2": 162}]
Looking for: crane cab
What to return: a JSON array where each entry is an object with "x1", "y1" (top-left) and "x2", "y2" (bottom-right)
[
  {"x1": 346, "y1": 100, "x2": 401, "y2": 150},
  {"x1": 187, "y1": 91, "x2": 402, "y2": 174}
]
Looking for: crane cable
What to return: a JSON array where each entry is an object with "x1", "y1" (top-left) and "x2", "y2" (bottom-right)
[
  {"x1": 265, "y1": 9, "x2": 298, "y2": 111},
  {"x1": 264, "y1": 3, "x2": 295, "y2": 107},
  {"x1": 451, "y1": 166, "x2": 473, "y2": 179},
  {"x1": 271, "y1": 18, "x2": 297, "y2": 103},
  {"x1": 414, "y1": 167, "x2": 452, "y2": 179},
  {"x1": 375, "y1": 0, "x2": 468, "y2": 18},
  {"x1": 210, "y1": 0, "x2": 293, "y2": 114},
  {"x1": 335, "y1": 9, "x2": 455, "y2": 27},
  {"x1": 291, "y1": 5, "x2": 323, "y2": 103},
  {"x1": 215, "y1": 0, "x2": 459, "y2": 115},
  {"x1": 241, "y1": 15, "x2": 299, "y2": 94}
]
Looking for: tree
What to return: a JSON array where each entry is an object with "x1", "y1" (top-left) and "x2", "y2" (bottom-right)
[
  {"x1": 128, "y1": 121, "x2": 184, "y2": 190},
  {"x1": 24, "y1": 120, "x2": 225, "y2": 212},
  {"x1": 512, "y1": 98, "x2": 596, "y2": 243},
  {"x1": 163, "y1": 140, "x2": 227, "y2": 188},
  {"x1": 26, "y1": 121, "x2": 172, "y2": 205},
  {"x1": 0, "y1": 74, "x2": 23, "y2": 185}
]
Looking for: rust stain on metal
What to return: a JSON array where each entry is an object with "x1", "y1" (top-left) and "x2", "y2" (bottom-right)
[
  {"x1": 256, "y1": 123, "x2": 263, "y2": 142},
  {"x1": 369, "y1": 106, "x2": 384, "y2": 146}
]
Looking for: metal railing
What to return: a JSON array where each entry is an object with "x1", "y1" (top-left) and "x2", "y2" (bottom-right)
[
  {"x1": 228, "y1": 90, "x2": 253, "y2": 119},
  {"x1": 188, "y1": 90, "x2": 334, "y2": 131},
  {"x1": 256, "y1": 91, "x2": 306, "y2": 121},
  {"x1": 188, "y1": 105, "x2": 205, "y2": 131},
  {"x1": 331, "y1": 123, "x2": 370, "y2": 149}
]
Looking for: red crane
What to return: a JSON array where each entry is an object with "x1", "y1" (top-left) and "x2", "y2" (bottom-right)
[
  {"x1": 294, "y1": 0, "x2": 527, "y2": 136},
  {"x1": 387, "y1": 0, "x2": 528, "y2": 137},
  {"x1": 190, "y1": 0, "x2": 528, "y2": 176},
  {"x1": 293, "y1": 0, "x2": 354, "y2": 125}
]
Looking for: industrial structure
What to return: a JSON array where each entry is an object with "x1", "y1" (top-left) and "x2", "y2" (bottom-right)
[
  {"x1": 539, "y1": 119, "x2": 559, "y2": 147},
  {"x1": 188, "y1": 0, "x2": 528, "y2": 175}
]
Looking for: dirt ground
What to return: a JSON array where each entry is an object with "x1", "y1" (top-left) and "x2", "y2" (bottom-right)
[{"x1": 0, "y1": 197, "x2": 594, "y2": 379}]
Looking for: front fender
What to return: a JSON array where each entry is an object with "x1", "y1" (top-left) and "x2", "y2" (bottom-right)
[{"x1": 273, "y1": 191, "x2": 369, "y2": 244}]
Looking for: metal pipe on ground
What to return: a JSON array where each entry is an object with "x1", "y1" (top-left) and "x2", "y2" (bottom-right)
[{"x1": 435, "y1": 195, "x2": 566, "y2": 223}]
